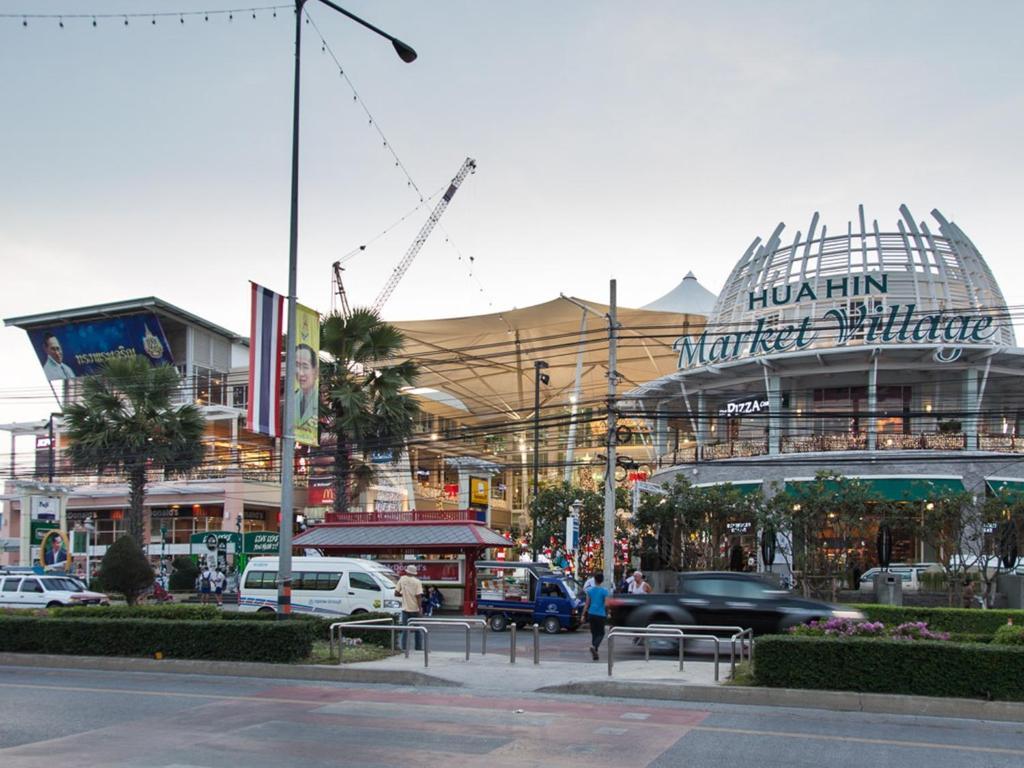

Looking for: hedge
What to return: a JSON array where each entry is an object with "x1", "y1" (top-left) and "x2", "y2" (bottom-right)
[
  {"x1": 853, "y1": 604, "x2": 1024, "y2": 635},
  {"x1": 222, "y1": 611, "x2": 396, "y2": 646},
  {"x1": 994, "y1": 624, "x2": 1024, "y2": 645},
  {"x1": 754, "y1": 635, "x2": 1024, "y2": 701},
  {"x1": 0, "y1": 617, "x2": 315, "y2": 663},
  {"x1": 50, "y1": 605, "x2": 220, "y2": 621}
]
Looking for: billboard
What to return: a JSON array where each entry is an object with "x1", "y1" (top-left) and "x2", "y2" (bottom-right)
[
  {"x1": 27, "y1": 313, "x2": 174, "y2": 380},
  {"x1": 293, "y1": 303, "x2": 320, "y2": 447}
]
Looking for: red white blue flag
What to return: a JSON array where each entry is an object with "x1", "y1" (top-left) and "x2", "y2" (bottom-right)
[{"x1": 247, "y1": 282, "x2": 284, "y2": 437}]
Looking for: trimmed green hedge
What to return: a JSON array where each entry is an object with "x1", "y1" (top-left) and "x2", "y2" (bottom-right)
[
  {"x1": 754, "y1": 635, "x2": 1024, "y2": 701},
  {"x1": 222, "y1": 611, "x2": 396, "y2": 645},
  {"x1": 51, "y1": 605, "x2": 220, "y2": 621},
  {"x1": 0, "y1": 617, "x2": 314, "y2": 663},
  {"x1": 994, "y1": 625, "x2": 1024, "y2": 645},
  {"x1": 853, "y1": 604, "x2": 1024, "y2": 635}
]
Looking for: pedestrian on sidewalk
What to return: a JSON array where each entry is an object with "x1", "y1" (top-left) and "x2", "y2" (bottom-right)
[
  {"x1": 211, "y1": 568, "x2": 226, "y2": 607},
  {"x1": 584, "y1": 572, "x2": 610, "y2": 661},
  {"x1": 395, "y1": 564, "x2": 424, "y2": 651},
  {"x1": 198, "y1": 566, "x2": 213, "y2": 605}
]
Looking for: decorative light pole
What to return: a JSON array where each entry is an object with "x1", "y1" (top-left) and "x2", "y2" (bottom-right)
[
  {"x1": 276, "y1": 0, "x2": 416, "y2": 616},
  {"x1": 531, "y1": 360, "x2": 549, "y2": 559}
]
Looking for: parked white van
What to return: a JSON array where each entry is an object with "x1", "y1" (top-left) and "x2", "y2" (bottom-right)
[{"x1": 238, "y1": 556, "x2": 402, "y2": 616}]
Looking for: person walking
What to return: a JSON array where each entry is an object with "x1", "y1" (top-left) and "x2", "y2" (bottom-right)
[
  {"x1": 395, "y1": 564, "x2": 424, "y2": 651},
  {"x1": 198, "y1": 566, "x2": 213, "y2": 605},
  {"x1": 584, "y1": 572, "x2": 610, "y2": 661},
  {"x1": 627, "y1": 570, "x2": 653, "y2": 595},
  {"x1": 211, "y1": 568, "x2": 227, "y2": 607}
]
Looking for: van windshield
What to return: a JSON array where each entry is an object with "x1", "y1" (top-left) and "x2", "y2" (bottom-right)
[{"x1": 367, "y1": 564, "x2": 399, "y2": 588}]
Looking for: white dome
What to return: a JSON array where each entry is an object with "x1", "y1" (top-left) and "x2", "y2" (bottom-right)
[
  {"x1": 710, "y1": 205, "x2": 1015, "y2": 348},
  {"x1": 643, "y1": 272, "x2": 718, "y2": 315}
]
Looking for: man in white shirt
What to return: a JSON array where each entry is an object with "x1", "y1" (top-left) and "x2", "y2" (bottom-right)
[
  {"x1": 394, "y1": 565, "x2": 424, "y2": 651},
  {"x1": 627, "y1": 570, "x2": 653, "y2": 594},
  {"x1": 211, "y1": 569, "x2": 227, "y2": 607},
  {"x1": 41, "y1": 334, "x2": 75, "y2": 380}
]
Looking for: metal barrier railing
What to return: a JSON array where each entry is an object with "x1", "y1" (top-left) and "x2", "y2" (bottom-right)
[
  {"x1": 330, "y1": 621, "x2": 430, "y2": 667},
  {"x1": 328, "y1": 617, "x2": 395, "y2": 659},
  {"x1": 645, "y1": 624, "x2": 754, "y2": 679},
  {"x1": 605, "y1": 627, "x2": 686, "y2": 677},
  {"x1": 508, "y1": 623, "x2": 541, "y2": 665},
  {"x1": 409, "y1": 617, "x2": 489, "y2": 661}
]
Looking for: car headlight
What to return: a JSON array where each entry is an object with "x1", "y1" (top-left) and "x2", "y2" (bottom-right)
[
  {"x1": 831, "y1": 609, "x2": 866, "y2": 620},
  {"x1": 383, "y1": 599, "x2": 401, "y2": 609}
]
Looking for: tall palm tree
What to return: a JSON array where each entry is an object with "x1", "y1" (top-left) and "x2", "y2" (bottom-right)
[
  {"x1": 63, "y1": 358, "x2": 206, "y2": 544},
  {"x1": 319, "y1": 308, "x2": 420, "y2": 516}
]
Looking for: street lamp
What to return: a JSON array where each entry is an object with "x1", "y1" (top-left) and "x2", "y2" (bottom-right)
[
  {"x1": 531, "y1": 360, "x2": 550, "y2": 559},
  {"x1": 276, "y1": 0, "x2": 416, "y2": 617},
  {"x1": 84, "y1": 516, "x2": 95, "y2": 587}
]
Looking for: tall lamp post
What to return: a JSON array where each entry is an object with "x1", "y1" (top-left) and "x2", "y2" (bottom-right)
[
  {"x1": 531, "y1": 360, "x2": 550, "y2": 559},
  {"x1": 277, "y1": 0, "x2": 416, "y2": 616}
]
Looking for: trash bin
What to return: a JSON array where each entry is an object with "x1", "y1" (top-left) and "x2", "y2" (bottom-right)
[{"x1": 874, "y1": 572, "x2": 903, "y2": 606}]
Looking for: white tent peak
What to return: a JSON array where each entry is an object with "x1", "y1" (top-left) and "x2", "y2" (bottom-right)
[{"x1": 642, "y1": 272, "x2": 717, "y2": 315}]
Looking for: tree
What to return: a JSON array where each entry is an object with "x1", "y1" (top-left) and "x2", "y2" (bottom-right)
[
  {"x1": 98, "y1": 535, "x2": 155, "y2": 605},
  {"x1": 914, "y1": 484, "x2": 981, "y2": 606},
  {"x1": 319, "y1": 309, "x2": 420, "y2": 515},
  {"x1": 64, "y1": 358, "x2": 206, "y2": 544}
]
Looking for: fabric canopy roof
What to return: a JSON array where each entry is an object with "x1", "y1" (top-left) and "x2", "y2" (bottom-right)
[{"x1": 391, "y1": 296, "x2": 701, "y2": 427}]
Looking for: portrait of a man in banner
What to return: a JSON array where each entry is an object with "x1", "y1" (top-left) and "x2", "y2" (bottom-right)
[{"x1": 294, "y1": 304, "x2": 320, "y2": 447}]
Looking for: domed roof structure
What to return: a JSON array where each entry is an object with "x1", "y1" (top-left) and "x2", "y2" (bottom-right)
[
  {"x1": 642, "y1": 272, "x2": 718, "y2": 315},
  {"x1": 710, "y1": 204, "x2": 1015, "y2": 348}
]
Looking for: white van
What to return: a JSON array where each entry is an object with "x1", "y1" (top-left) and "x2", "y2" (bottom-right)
[{"x1": 238, "y1": 556, "x2": 402, "y2": 616}]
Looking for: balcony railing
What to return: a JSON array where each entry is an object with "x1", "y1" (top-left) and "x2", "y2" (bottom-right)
[{"x1": 326, "y1": 509, "x2": 477, "y2": 523}]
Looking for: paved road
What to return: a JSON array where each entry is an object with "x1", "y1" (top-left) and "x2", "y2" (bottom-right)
[{"x1": 1, "y1": 666, "x2": 1021, "y2": 767}]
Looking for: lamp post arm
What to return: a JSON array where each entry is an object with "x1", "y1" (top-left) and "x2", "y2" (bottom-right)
[{"x1": 313, "y1": 0, "x2": 418, "y2": 62}]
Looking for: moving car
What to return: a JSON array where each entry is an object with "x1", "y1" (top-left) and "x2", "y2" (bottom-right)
[
  {"x1": 238, "y1": 556, "x2": 403, "y2": 616},
  {"x1": 0, "y1": 571, "x2": 110, "y2": 608},
  {"x1": 607, "y1": 571, "x2": 864, "y2": 635}
]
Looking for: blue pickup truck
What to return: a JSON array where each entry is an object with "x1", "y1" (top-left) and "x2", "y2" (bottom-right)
[{"x1": 476, "y1": 560, "x2": 583, "y2": 634}]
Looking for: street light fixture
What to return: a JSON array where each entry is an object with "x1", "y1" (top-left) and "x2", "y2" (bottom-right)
[
  {"x1": 277, "y1": 0, "x2": 416, "y2": 617},
  {"x1": 531, "y1": 360, "x2": 550, "y2": 559}
]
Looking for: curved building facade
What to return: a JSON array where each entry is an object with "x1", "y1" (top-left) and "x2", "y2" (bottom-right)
[{"x1": 630, "y1": 205, "x2": 1024, "y2": 563}]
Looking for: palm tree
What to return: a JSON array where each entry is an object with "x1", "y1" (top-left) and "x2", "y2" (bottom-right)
[
  {"x1": 319, "y1": 308, "x2": 420, "y2": 516},
  {"x1": 63, "y1": 358, "x2": 206, "y2": 544}
]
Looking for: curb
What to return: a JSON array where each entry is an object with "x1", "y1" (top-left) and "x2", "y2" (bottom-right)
[
  {"x1": 0, "y1": 653, "x2": 459, "y2": 688},
  {"x1": 536, "y1": 681, "x2": 1024, "y2": 723}
]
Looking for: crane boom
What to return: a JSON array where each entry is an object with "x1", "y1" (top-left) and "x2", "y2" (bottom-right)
[{"x1": 371, "y1": 157, "x2": 477, "y2": 314}]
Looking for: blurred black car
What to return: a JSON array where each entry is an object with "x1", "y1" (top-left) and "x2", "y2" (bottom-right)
[{"x1": 607, "y1": 571, "x2": 864, "y2": 635}]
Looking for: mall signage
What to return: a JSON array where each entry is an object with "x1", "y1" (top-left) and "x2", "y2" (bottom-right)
[
  {"x1": 718, "y1": 398, "x2": 769, "y2": 417},
  {"x1": 674, "y1": 272, "x2": 999, "y2": 369}
]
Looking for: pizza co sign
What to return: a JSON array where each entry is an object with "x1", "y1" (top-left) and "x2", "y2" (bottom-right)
[
  {"x1": 718, "y1": 398, "x2": 769, "y2": 417},
  {"x1": 674, "y1": 273, "x2": 998, "y2": 369}
]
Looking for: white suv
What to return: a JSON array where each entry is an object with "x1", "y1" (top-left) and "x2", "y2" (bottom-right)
[{"x1": 0, "y1": 573, "x2": 110, "y2": 608}]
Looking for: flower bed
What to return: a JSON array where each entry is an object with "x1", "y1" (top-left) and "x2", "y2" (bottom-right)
[{"x1": 788, "y1": 617, "x2": 949, "y2": 641}]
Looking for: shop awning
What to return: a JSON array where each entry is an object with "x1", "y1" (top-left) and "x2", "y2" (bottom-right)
[
  {"x1": 986, "y1": 478, "x2": 1024, "y2": 496},
  {"x1": 785, "y1": 476, "x2": 965, "y2": 501},
  {"x1": 293, "y1": 521, "x2": 510, "y2": 551},
  {"x1": 694, "y1": 480, "x2": 763, "y2": 496}
]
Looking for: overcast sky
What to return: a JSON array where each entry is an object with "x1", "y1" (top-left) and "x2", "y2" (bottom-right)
[{"x1": 2, "y1": 0, "x2": 1023, "y2": 428}]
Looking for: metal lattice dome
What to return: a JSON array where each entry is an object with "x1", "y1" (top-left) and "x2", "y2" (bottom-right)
[{"x1": 709, "y1": 204, "x2": 1015, "y2": 348}]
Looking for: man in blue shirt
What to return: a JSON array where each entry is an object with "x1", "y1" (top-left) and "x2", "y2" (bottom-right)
[{"x1": 583, "y1": 572, "x2": 610, "y2": 661}]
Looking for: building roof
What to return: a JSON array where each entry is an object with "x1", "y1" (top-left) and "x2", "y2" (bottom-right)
[
  {"x1": 4, "y1": 296, "x2": 245, "y2": 343},
  {"x1": 642, "y1": 272, "x2": 718, "y2": 315},
  {"x1": 293, "y1": 521, "x2": 510, "y2": 550}
]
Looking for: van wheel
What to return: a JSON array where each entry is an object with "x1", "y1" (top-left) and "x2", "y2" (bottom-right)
[
  {"x1": 350, "y1": 609, "x2": 367, "y2": 615},
  {"x1": 487, "y1": 614, "x2": 508, "y2": 632},
  {"x1": 542, "y1": 616, "x2": 561, "y2": 635},
  {"x1": 257, "y1": 607, "x2": 275, "y2": 614}
]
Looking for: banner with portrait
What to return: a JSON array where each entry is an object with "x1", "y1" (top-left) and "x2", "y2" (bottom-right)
[{"x1": 293, "y1": 303, "x2": 320, "y2": 447}]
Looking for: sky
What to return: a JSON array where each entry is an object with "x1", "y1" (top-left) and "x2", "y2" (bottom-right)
[{"x1": 2, "y1": 0, "x2": 1023, "y2": 429}]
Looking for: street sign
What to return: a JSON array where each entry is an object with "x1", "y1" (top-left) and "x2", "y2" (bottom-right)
[
  {"x1": 565, "y1": 515, "x2": 580, "y2": 552},
  {"x1": 633, "y1": 480, "x2": 668, "y2": 496}
]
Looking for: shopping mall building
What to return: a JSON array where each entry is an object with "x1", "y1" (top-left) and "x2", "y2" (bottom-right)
[{"x1": 628, "y1": 205, "x2": 1024, "y2": 564}]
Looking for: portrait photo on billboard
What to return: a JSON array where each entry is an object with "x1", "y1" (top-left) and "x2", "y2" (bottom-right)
[
  {"x1": 39, "y1": 529, "x2": 71, "y2": 573},
  {"x1": 27, "y1": 313, "x2": 174, "y2": 380}
]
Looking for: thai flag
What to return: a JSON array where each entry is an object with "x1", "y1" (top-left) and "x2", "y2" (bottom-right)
[{"x1": 247, "y1": 282, "x2": 284, "y2": 437}]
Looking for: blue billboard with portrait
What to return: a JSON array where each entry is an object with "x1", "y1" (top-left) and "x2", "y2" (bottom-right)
[{"x1": 28, "y1": 313, "x2": 175, "y2": 380}]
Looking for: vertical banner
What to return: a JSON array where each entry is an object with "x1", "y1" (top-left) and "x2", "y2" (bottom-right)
[
  {"x1": 247, "y1": 283, "x2": 284, "y2": 437},
  {"x1": 293, "y1": 303, "x2": 320, "y2": 447}
]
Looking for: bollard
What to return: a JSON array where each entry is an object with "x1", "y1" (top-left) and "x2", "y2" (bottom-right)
[
  {"x1": 465, "y1": 625, "x2": 470, "y2": 662},
  {"x1": 533, "y1": 623, "x2": 540, "y2": 665},
  {"x1": 510, "y1": 623, "x2": 517, "y2": 664},
  {"x1": 607, "y1": 634, "x2": 614, "y2": 676},
  {"x1": 482, "y1": 624, "x2": 488, "y2": 656}
]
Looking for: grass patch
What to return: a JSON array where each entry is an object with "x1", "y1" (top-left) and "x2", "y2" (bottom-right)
[
  {"x1": 307, "y1": 640, "x2": 398, "y2": 665},
  {"x1": 725, "y1": 660, "x2": 753, "y2": 686}
]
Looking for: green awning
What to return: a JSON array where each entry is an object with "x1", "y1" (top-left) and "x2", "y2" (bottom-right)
[
  {"x1": 695, "y1": 480, "x2": 762, "y2": 497},
  {"x1": 986, "y1": 479, "x2": 1024, "y2": 496},
  {"x1": 785, "y1": 476, "x2": 964, "y2": 501}
]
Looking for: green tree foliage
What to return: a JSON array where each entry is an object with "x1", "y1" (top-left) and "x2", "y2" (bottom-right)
[
  {"x1": 63, "y1": 358, "x2": 206, "y2": 543},
  {"x1": 318, "y1": 309, "x2": 420, "y2": 515},
  {"x1": 168, "y1": 555, "x2": 200, "y2": 591},
  {"x1": 914, "y1": 483, "x2": 984, "y2": 607},
  {"x1": 98, "y1": 536, "x2": 155, "y2": 606}
]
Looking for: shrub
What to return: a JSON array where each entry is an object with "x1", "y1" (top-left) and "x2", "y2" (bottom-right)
[
  {"x1": 852, "y1": 604, "x2": 1024, "y2": 635},
  {"x1": 0, "y1": 616, "x2": 314, "y2": 663},
  {"x1": 787, "y1": 618, "x2": 949, "y2": 641},
  {"x1": 98, "y1": 536, "x2": 154, "y2": 606},
  {"x1": 50, "y1": 605, "x2": 220, "y2": 621},
  {"x1": 222, "y1": 611, "x2": 396, "y2": 646},
  {"x1": 168, "y1": 556, "x2": 200, "y2": 591},
  {"x1": 753, "y1": 635, "x2": 1024, "y2": 701},
  {"x1": 993, "y1": 624, "x2": 1024, "y2": 645}
]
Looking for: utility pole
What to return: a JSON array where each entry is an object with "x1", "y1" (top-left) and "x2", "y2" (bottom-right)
[
  {"x1": 603, "y1": 280, "x2": 618, "y2": 584},
  {"x1": 531, "y1": 360, "x2": 549, "y2": 559}
]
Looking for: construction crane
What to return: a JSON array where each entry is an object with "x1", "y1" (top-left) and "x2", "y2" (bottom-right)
[
  {"x1": 371, "y1": 157, "x2": 477, "y2": 315},
  {"x1": 331, "y1": 260, "x2": 353, "y2": 318}
]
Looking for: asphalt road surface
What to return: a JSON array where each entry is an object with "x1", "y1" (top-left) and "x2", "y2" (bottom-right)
[{"x1": 1, "y1": 666, "x2": 1022, "y2": 768}]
